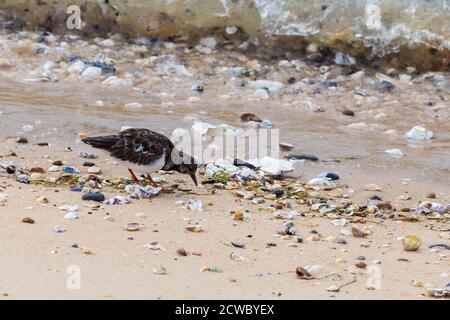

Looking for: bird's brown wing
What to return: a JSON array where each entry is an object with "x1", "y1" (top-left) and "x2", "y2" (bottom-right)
[{"x1": 84, "y1": 128, "x2": 174, "y2": 166}]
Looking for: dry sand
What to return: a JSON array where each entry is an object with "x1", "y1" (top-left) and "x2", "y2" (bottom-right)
[{"x1": 0, "y1": 145, "x2": 448, "y2": 300}]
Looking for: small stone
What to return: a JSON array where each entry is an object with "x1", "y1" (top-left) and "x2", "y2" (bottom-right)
[
  {"x1": 342, "y1": 109, "x2": 355, "y2": 116},
  {"x1": 124, "y1": 102, "x2": 143, "y2": 110},
  {"x1": 426, "y1": 193, "x2": 436, "y2": 199},
  {"x1": 16, "y1": 137, "x2": 28, "y2": 144},
  {"x1": 16, "y1": 174, "x2": 30, "y2": 184},
  {"x1": 377, "y1": 80, "x2": 395, "y2": 92},
  {"x1": 364, "y1": 184, "x2": 382, "y2": 191},
  {"x1": 64, "y1": 211, "x2": 79, "y2": 220},
  {"x1": 87, "y1": 166, "x2": 102, "y2": 174},
  {"x1": 125, "y1": 223, "x2": 140, "y2": 231},
  {"x1": 81, "y1": 247, "x2": 93, "y2": 255},
  {"x1": 82, "y1": 193, "x2": 105, "y2": 202},
  {"x1": 37, "y1": 196, "x2": 49, "y2": 204},
  {"x1": 347, "y1": 122, "x2": 368, "y2": 130},
  {"x1": 254, "y1": 88, "x2": 269, "y2": 99},
  {"x1": 53, "y1": 160, "x2": 63, "y2": 166},
  {"x1": 80, "y1": 67, "x2": 102, "y2": 81},
  {"x1": 29, "y1": 167, "x2": 45, "y2": 174},
  {"x1": 83, "y1": 162, "x2": 96, "y2": 167},
  {"x1": 279, "y1": 142, "x2": 294, "y2": 151},
  {"x1": 186, "y1": 225, "x2": 203, "y2": 233},
  {"x1": 240, "y1": 113, "x2": 262, "y2": 122},
  {"x1": 355, "y1": 262, "x2": 367, "y2": 269},
  {"x1": 48, "y1": 165, "x2": 62, "y2": 172},
  {"x1": 176, "y1": 248, "x2": 188, "y2": 256},
  {"x1": 22, "y1": 124, "x2": 34, "y2": 132},
  {"x1": 6, "y1": 165, "x2": 16, "y2": 174},
  {"x1": 326, "y1": 284, "x2": 340, "y2": 292},
  {"x1": 352, "y1": 227, "x2": 367, "y2": 238},
  {"x1": 67, "y1": 60, "x2": 86, "y2": 74},
  {"x1": 22, "y1": 217, "x2": 35, "y2": 224}
]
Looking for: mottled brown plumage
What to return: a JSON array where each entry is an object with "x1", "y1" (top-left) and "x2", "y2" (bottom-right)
[{"x1": 82, "y1": 128, "x2": 198, "y2": 185}]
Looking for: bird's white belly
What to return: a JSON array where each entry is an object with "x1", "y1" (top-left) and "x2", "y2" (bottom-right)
[{"x1": 118, "y1": 154, "x2": 166, "y2": 174}]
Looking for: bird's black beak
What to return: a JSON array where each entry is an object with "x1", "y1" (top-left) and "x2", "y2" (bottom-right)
[{"x1": 190, "y1": 173, "x2": 198, "y2": 186}]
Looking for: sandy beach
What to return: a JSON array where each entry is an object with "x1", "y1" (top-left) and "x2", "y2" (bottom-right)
[
  {"x1": 0, "y1": 143, "x2": 449, "y2": 300},
  {"x1": 0, "y1": 14, "x2": 449, "y2": 300}
]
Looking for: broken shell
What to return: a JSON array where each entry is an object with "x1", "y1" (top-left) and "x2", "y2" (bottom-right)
[
  {"x1": 296, "y1": 266, "x2": 313, "y2": 280},
  {"x1": 22, "y1": 217, "x2": 35, "y2": 224},
  {"x1": 16, "y1": 137, "x2": 28, "y2": 144},
  {"x1": 240, "y1": 113, "x2": 262, "y2": 122},
  {"x1": 153, "y1": 266, "x2": 167, "y2": 275},
  {"x1": 81, "y1": 247, "x2": 93, "y2": 255},
  {"x1": 230, "y1": 252, "x2": 243, "y2": 261},
  {"x1": 186, "y1": 225, "x2": 203, "y2": 232},
  {"x1": 176, "y1": 248, "x2": 188, "y2": 256},
  {"x1": 307, "y1": 265, "x2": 323, "y2": 278},
  {"x1": 327, "y1": 284, "x2": 341, "y2": 292},
  {"x1": 279, "y1": 142, "x2": 294, "y2": 151},
  {"x1": 352, "y1": 227, "x2": 367, "y2": 238},
  {"x1": 144, "y1": 242, "x2": 162, "y2": 250},
  {"x1": 87, "y1": 166, "x2": 102, "y2": 174},
  {"x1": 37, "y1": 196, "x2": 49, "y2": 204},
  {"x1": 401, "y1": 234, "x2": 422, "y2": 252}
]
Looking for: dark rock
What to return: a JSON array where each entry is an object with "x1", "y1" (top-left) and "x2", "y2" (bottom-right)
[
  {"x1": 16, "y1": 137, "x2": 28, "y2": 144},
  {"x1": 6, "y1": 165, "x2": 16, "y2": 174},
  {"x1": 83, "y1": 162, "x2": 96, "y2": 167},
  {"x1": 342, "y1": 109, "x2": 355, "y2": 116},
  {"x1": 377, "y1": 80, "x2": 395, "y2": 93},
  {"x1": 82, "y1": 193, "x2": 105, "y2": 202}
]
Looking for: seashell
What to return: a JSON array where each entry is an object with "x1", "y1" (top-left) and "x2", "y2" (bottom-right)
[
  {"x1": 327, "y1": 284, "x2": 340, "y2": 292},
  {"x1": 125, "y1": 223, "x2": 140, "y2": 231},
  {"x1": 82, "y1": 193, "x2": 105, "y2": 202},
  {"x1": 279, "y1": 142, "x2": 294, "y2": 151},
  {"x1": 296, "y1": 266, "x2": 313, "y2": 280},
  {"x1": 37, "y1": 196, "x2": 49, "y2": 204},
  {"x1": 240, "y1": 113, "x2": 262, "y2": 122},
  {"x1": 144, "y1": 242, "x2": 162, "y2": 250},
  {"x1": 64, "y1": 211, "x2": 79, "y2": 220},
  {"x1": 22, "y1": 217, "x2": 35, "y2": 224},
  {"x1": 176, "y1": 248, "x2": 188, "y2": 256},
  {"x1": 186, "y1": 225, "x2": 203, "y2": 232},
  {"x1": 230, "y1": 252, "x2": 243, "y2": 261},
  {"x1": 401, "y1": 234, "x2": 422, "y2": 251},
  {"x1": 307, "y1": 265, "x2": 324, "y2": 278},
  {"x1": 81, "y1": 247, "x2": 93, "y2": 255},
  {"x1": 153, "y1": 266, "x2": 167, "y2": 275},
  {"x1": 87, "y1": 166, "x2": 102, "y2": 174},
  {"x1": 352, "y1": 227, "x2": 367, "y2": 238}
]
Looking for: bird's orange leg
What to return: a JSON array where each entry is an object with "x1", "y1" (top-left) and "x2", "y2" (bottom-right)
[
  {"x1": 128, "y1": 169, "x2": 141, "y2": 184},
  {"x1": 146, "y1": 174, "x2": 158, "y2": 187}
]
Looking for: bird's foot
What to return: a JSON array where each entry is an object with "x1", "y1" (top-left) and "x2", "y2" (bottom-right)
[{"x1": 146, "y1": 174, "x2": 159, "y2": 188}]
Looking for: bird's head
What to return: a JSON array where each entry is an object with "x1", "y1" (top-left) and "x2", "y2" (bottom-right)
[
  {"x1": 170, "y1": 151, "x2": 198, "y2": 186},
  {"x1": 175, "y1": 161, "x2": 198, "y2": 186}
]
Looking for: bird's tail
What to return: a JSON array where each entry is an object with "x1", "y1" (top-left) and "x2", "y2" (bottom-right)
[{"x1": 82, "y1": 135, "x2": 120, "y2": 151}]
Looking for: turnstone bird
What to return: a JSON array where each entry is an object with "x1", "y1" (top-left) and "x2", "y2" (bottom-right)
[{"x1": 82, "y1": 128, "x2": 198, "y2": 186}]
